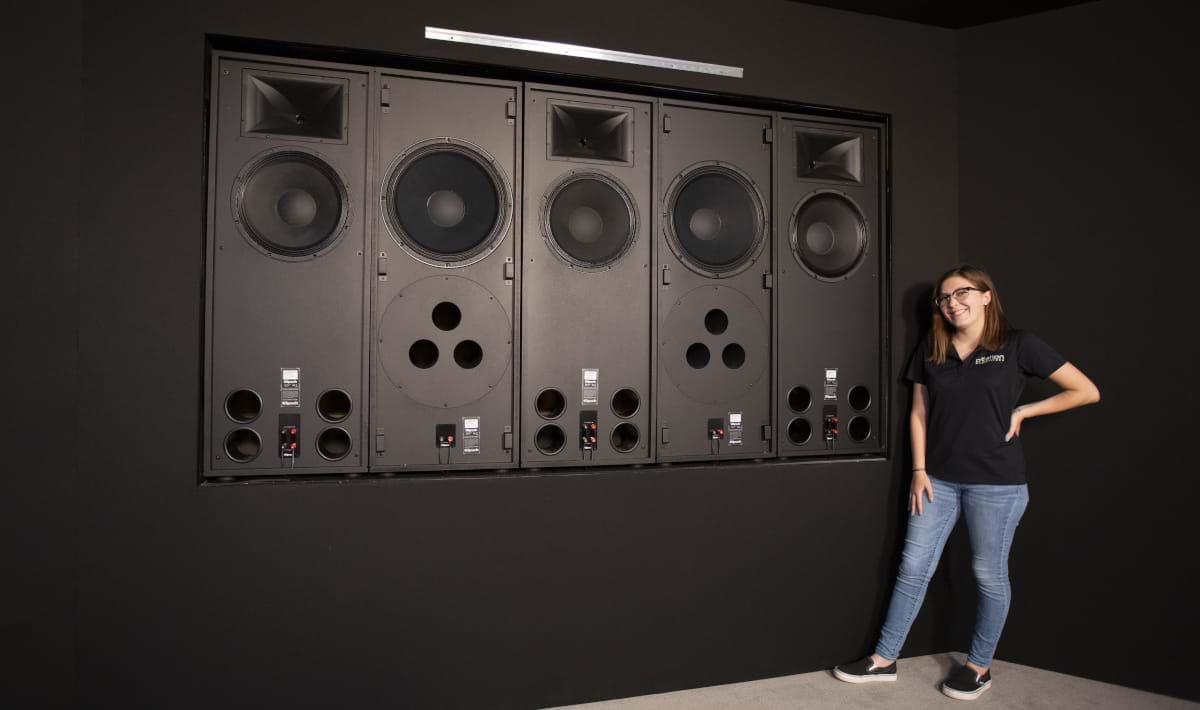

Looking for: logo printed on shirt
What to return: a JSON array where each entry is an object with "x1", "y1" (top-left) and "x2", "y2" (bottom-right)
[{"x1": 974, "y1": 354, "x2": 1005, "y2": 365}]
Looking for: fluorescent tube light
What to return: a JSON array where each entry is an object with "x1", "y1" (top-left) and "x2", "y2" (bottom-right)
[{"x1": 425, "y1": 26, "x2": 744, "y2": 78}]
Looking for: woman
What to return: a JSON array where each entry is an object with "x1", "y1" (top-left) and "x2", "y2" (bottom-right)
[{"x1": 833, "y1": 264, "x2": 1099, "y2": 700}]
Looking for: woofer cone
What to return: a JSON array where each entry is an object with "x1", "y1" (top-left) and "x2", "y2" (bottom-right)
[
  {"x1": 611, "y1": 422, "x2": 639, "y2": 453},
  {"x1": 316, "y1": 427, "x2": 352, "y2": 461},
  {"x1": 232, "y1": 148, "x2": 350, "y2": 258},
  {"x1": 382, "y1": 139, "x2": 511, "y2": 267},
  {"x1": 535, "y1": 424, "x2": 566, "y2": 455},
  {"x1": 790, "y1": 191, "x2": 869, "y2": 280},
  {"x1": 224, "y1": 388, "x2": 262, "y2": 423},
  {"x1": 665, "y1": 163, "x2": 766, "y2": 277},
  {"x1": 542, "y1": 171, "x2": 638, "y2": 269},
  {"x1": 317, "y1": 389, "x2": 352, "y2": 423},
  {"x1": 223, "y1": 428, "x2": 261, "y2": 463}
]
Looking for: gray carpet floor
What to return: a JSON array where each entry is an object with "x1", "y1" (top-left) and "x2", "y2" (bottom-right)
[{"x1": 547, "y1": 653, "x2": 1197, "y2": 710}]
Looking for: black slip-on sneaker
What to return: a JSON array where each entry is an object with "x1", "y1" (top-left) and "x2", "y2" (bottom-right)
[
  {"x1": 832, "y1": 656, "x2": 897, "y2": 683},
  {"x1": 941, "y1": 664, "x2": 992, "y2": 700}
]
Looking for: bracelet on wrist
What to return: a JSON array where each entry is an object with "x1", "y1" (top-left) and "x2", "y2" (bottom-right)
[{"x1": 912, "y1": 467, "x2": 926, "y2": 472}]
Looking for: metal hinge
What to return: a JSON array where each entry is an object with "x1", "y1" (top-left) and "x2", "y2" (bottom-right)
[
  {"x1": 662, "y1": 265, "x2": 671, "y2": 285},
  {"x1": 380, "y1": 86, "x2": 391, "y2": 109},
  {"x1": 502, "y1": 425, "x2": 513, "y2": 451},
  {"x1": 763, "y1": 127, "x2": 774, "y2": 143},
  {"x1": 661, "y1": 427, "x2": 670, "y2": 444},
  {"x1": 375, "y1": 428, "x2": 386, "y2": 453},
  {"x1": 505, "y1": 99, "x2": 516, "y2": 119},
  {"x1": 503, "y1": 259, "x2": 515, "y2": 281},
  {"x1": 762, "y1": 424, "x2": 773, "y2": 441},
  {"x1": 378, "y1": 253, "x2": 389, "y2": 279},
  {"x1": 763, "y1": 273, "x2": 773, "y2": 289},
  {"x1": 662, "y1": 114, "x2": 671, "y2": 133}
]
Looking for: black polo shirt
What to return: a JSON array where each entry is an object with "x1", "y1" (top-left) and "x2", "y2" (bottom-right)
[{"x1": 904, "y1": 329, "x2": 1066, "y2": 485}]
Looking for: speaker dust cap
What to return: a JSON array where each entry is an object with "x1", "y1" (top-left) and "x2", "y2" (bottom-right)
[
  {"x1": 790, "y1": 190, "x2": 869, "y2": 280},
  {"x1": 232, "y1": 147, "x2": 351, "y2": 258},
  {"x1": 665, "y1": 162, "x2": 766, "y2": 278},
  {"x1": 383, "y1": 138, "x2": 512, "y2": 268},
  {"x1": 542, "y1": 171, "x2": 639, "y2": 270}
]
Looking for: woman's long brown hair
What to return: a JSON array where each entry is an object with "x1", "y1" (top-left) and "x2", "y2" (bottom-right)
[{"x1": 928, "y1": 264, "x2": 1010, "y2": 364}]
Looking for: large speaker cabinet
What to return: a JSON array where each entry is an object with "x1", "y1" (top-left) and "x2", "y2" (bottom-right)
[
  {"x1": 204, "y1": 55, "x2": 370, "y2": 477},
  {"x1": 521, "y1": 86, "x2": 655, "y2": 467},
  {"x1": 370, "y1": 71, "x2": 521, "y2": 472},
  {"x1": 655, "y1": 102, "x2": 775, "y2": 462},
  {"x1": 775, "y1": 117, "x2": 886, "y2": 457}
]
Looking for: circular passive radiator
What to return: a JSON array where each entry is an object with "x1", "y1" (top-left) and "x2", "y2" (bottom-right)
[
  {"x1": 232, "y1": 149, "x2": 350, "y2": 258},
  {"x1": 316, "y1": 427, "x2": 352, "y2": 461},
  {"x1": 536, "y1": 388, "x2": 566, "y2": 419},
  {"x1": 788, "y1": 386, "x2": 812, "y2": 413},
  {"x1": 788, "y1": 417, "x2": 812, "y2": 445},
  {"x1": 611, "y1": 423, "x2": 640, "y2": 453},
  {"x1": 665, "y1": 163, "x2": 766, "y2": 277},
  {"x1": 223, "y1": 428, "x2": 261, "y2": 463},
  {"x1": 378, "y1": 275, "x2": 512, "y2": 409},
  {"x1": 848, "y1": 416, "x2": 871, "y2": 442},
  {"x1": 383, "y1": 140, "x2": 511, "y2": 266},
  {"x1": 224, "y1": 388, "x2": 262, "y2": 423},
  {"x1": 686, "y1": 343, "x2": 711, "y2": 369},
  {"x1": 317, "y1": 389, "x2": 352, "y2": 423},
  {"x1": 535, "y1": 424, "x2": 566, "y2": 455},
  {"x1": 542, "y1": 172, "x2": 638, "y2": 269},
  {"x1": 848, "y1": 385, "x2": 872, "y2": 411},
  {"x1": 790, "y1": 191, "x2": 869, "y2": 280},
  {"x1": 611, "y1": 388, "x2": 641, "y2": 418},
  {"x1": 432, "y1": 302, "x2": 462, "y2": 331}
]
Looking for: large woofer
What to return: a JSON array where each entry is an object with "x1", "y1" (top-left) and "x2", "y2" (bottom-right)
[
  {"x1": 542, "y1": 171, "x2": 638, "y2": 269},
  {"x1": 665, "y1": 163, "x2": 766, "y2": 277},
  {"x1": 790, "y1": 191, "x2": 869, "y2": 280},
  {"x1": 232, "y1": 148, "x2": 350, "y2": 258},
  {"x1": 383, "y1": 139, "x2": 510, "y2": 267}
]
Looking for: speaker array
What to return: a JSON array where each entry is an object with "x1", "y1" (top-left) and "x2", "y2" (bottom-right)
[
  {"x1": 777, "y1": 120, "x2": 883, "y2": 456},
  {"x1": 205, "y1": 59, "x2": 368, "y2": 476},
  {"x1": 522, "y1": 88, "x2": 652, "y2": 467},
  {"x1": 203, "y1": 53, "x2": 885, "y2": 478}
]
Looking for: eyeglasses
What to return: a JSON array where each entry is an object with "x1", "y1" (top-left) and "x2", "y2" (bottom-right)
[{"x1": 934, "y1": 286, "x2": 984, "y2": 309}]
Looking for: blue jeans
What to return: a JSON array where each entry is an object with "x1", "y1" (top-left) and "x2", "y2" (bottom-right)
[{"x1": 874, "y1": 477, "x2": 1029, "y2": 668}]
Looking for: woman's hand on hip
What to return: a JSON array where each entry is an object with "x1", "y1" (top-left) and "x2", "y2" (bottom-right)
[
  {"x1": 910, "y1": 470, "x2": 934, "y2": 515},
  {"x1": 1005, "y1": 408, "x2": 1025, "y2": 441}
]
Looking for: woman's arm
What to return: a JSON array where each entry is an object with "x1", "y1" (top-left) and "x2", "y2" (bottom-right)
[
  {"x1": 1005, "y1": 362, "x2": 1101, "y2": 441},
  {"x1": 910, "y1": 383, "x2": 934, "y2": 514}
]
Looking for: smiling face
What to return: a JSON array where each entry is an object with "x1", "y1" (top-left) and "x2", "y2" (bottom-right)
[{"x1": 937, "y1": 274, "x2": 992, "y2": 332}]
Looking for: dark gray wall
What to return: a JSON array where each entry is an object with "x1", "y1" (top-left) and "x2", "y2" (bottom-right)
[
  {"x1": 71, "y1": 1, "x2": 955, "y2": 707},
  {"x1": 958, "y1": 0, "x2": 1199, "y2": 700},
  {"x1": 7, "y1": 1, "x2": 959, "y2": 708},
  {"x1": 1, "y1": 4, "x2": 82, "y2": 709}
]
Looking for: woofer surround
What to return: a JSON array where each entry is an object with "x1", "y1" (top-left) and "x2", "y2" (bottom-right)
[
  {"x1": 231, "y1": 147, "x2": 351, "y2": 258},
  {"x1": 541, "y1": 171, "x2": 638, "y2": 270},
  {"x1": 664, "y1": 162, "x2": 767, "y2": 278},
  {"x1": 382, "y1": 138, "x2": 511, "y2": 268}
]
